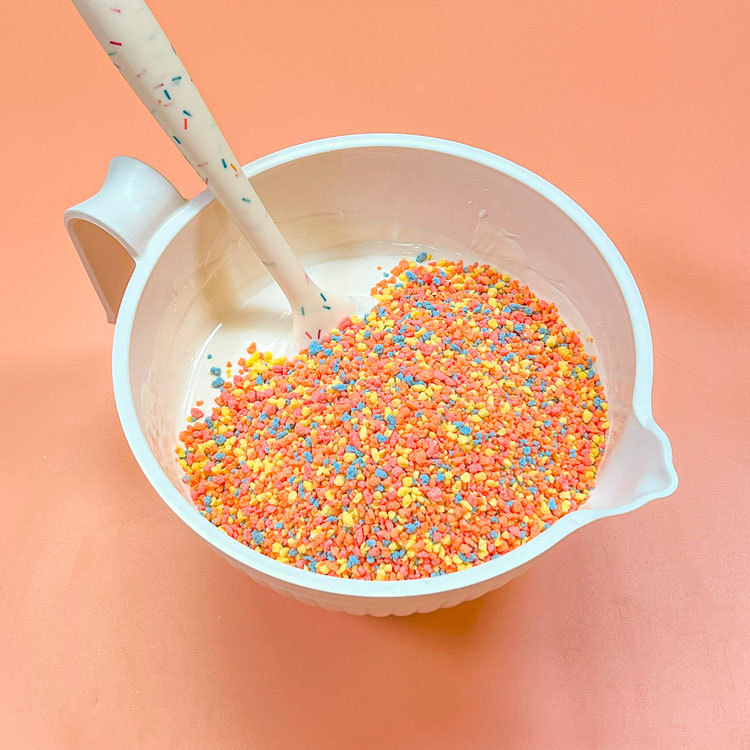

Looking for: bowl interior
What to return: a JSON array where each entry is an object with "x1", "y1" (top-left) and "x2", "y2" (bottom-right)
[{"x1": 128, "y1": 143, "x2": 641, "y2": 517}]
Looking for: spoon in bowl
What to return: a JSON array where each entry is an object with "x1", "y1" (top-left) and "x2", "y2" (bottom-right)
[{"x1": 72, "y1": 0, "x2": 356, "y2": 352}]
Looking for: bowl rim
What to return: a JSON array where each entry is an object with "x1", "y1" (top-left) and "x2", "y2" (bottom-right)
[{"x1": 112, "y1": 133, "x2": 677, "y2": 600}]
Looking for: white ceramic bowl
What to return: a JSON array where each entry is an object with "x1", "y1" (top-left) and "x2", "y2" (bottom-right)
[{"x1": 65, "y1": 134, "x2": 677, "y2": 616}]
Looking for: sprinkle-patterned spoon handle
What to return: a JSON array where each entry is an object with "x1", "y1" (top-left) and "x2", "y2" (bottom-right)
[{"x1": 72, "y1": 0, "x2": 352, "y2": 344}]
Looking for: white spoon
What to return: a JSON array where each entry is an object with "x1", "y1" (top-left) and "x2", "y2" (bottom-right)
[{"x1": 72, "y1": 0, "x2": 355, "y2": 351}]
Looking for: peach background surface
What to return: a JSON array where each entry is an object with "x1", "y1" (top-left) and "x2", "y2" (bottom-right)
[{"x1": 1, "y1": 1, "x2": 749, "y2": 747}]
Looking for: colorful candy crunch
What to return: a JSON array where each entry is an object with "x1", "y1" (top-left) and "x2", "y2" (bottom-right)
[{"x1": 177, "y1": 258, "x2": 609, "y2": 580}]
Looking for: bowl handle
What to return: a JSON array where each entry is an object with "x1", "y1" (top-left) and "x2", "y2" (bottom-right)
[{"x1": 64, "y1": 156, "x2": 185, "y2": 323}]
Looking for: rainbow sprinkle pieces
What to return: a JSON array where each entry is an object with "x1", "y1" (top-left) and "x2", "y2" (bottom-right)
[{"x1": 177, "y1": 258, "x2": 609, "y2": 580}]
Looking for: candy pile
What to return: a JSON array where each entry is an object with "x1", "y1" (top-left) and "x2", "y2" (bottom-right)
[{"x1": 177, "y1": 258, "x2": 608, "y2": 580}]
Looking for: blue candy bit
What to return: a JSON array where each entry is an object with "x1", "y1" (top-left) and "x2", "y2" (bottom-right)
[
  {"x1": 346, "y1": 465, "x2": 358, "y2": 481},
  {"x1": 548, "y1": 498, "x2": 557, "y2": 511},
  {"x1": 308, "y1": 340, "x2": 323, "y2": 355},
  {"x1": 375, "y1": 468, "x2": 388, "y2": 479},
  {"x1": 211, "y1": 377, "x2": 224, "y2": 388},
  {"x1": 251, "y1": 530, "x2": 265, "y2": 545},
  {"x1": 215, "y1": 435, "x2": 226, "y2": 445},
  {"x1": 416, "y1": 251, "x2": 427, "y2": 262},
  {"x1": 210, "y1": 366, "x2": 221, "y2": 376},
  {"x1": 347, "y1": 555, "x2": 360, "y2": 569}
]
